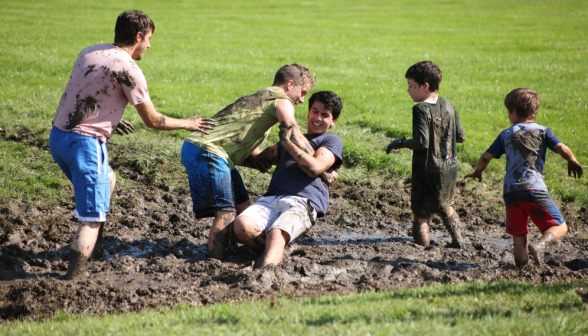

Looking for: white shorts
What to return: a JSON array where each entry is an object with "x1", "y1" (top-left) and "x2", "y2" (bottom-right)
[{"x1": 237, "y1": 195, "x2": 317, "y2": 243}]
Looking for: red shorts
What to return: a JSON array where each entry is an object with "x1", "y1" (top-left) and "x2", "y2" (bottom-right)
[{"x1": 504, "y1": 190, "x2": 565, "y2": 236}]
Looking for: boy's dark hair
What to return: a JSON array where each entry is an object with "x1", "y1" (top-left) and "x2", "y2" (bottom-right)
[
  {"x1": 273, "y1": 63, "x2": 316, "y2": 88},
  {"x1": 308, "y1": 91, "x2": 343, "y2": 120},
  {"x1": 405, "y1": 61, "x2": 442, "y2": 92},
  {"x1": 504, "y1": 88, "x2": 541, "y2": 119},
  {"x1": 114, "y1": 10, "x2": 155, "y2": 46}
]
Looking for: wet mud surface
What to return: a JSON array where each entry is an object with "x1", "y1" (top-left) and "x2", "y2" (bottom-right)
[{"x1": 1, "y1": 142, "x2": 588, "y2": 323}]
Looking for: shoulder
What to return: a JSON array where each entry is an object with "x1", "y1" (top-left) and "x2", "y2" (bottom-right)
[
  {"x1": 314, "y1": 133, "x2": 343, "y2": 152},
  {"x1": 439, "y1": 96, "x2": 455, "y2": 107}
]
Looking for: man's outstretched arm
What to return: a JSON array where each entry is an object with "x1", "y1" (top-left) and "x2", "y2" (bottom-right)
[{"x1": 135, "y1": 100, "x2": 215, "y2": 134}]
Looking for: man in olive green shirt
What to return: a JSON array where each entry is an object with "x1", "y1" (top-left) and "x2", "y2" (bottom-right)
[{"x1": 181, "y1": 64, "x2": 318, "y2": 259}]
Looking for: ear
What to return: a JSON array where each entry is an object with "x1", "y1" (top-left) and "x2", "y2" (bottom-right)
[
  {"x1": 134, "y1": 31, "x2": 143, "y2": 44},
  {"x1": 421, "y1": 82, "x2": 430, "y2": 92},
  {"x1": 286, "y1": 79, "x2": 295, "y2": 91}
]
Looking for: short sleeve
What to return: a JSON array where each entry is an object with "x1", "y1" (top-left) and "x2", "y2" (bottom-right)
[
  {"x1": 121, "y1": 62, "x2": 151, "y2": 106},
  {"x1": 412, "y1": 105, "x2": 429, "y2": 148},
  {"x1": 454, "y1": 106, "x2": 466, "y2": 142},
  {"x1": 486, "y1": 134, "x2": 505, "y2": 158},
  {"x1": 318, "y1": 134, "x2": 344, "y2": 170},
  {"x1": 545, "y1": 128, "x2": 561, "y2": 152}
]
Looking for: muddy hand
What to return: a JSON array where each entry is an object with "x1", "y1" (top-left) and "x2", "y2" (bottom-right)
[
  {"x1": 115, "y1": 119, "x2": 135, "y2": 136},
  {"x1": 187, "y1": 116, "x2": 215, "y2": 135},
  {"x1": 251, "y1": 156, "x2": 272, "y2": 173},
  {"x1": 465, "y1": 169, "x2": 483, "y2": 182},
  {"x1": 320, "y1": 170, "x2": 338, "y2": 187},
  {"x1": 279, "y1": 123, "x2": 294, "y2": 143},
  {"x1": 568, "y1": 161, "x2": 583, "y2": 178},
  {"x1": 386, "y1": 137, "x2": 405, "y2": 154}
]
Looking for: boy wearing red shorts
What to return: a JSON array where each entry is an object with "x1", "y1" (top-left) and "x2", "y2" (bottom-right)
[{"x1": 466, "y1": 88, "x2": 583, "y2": 267}]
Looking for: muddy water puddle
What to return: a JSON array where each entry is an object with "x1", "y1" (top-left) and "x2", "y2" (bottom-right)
[{"x1": 1, "y1": 177, "x2": 588, "y2": 323}]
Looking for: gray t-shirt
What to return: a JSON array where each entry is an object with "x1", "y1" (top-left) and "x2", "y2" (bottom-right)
[
  {"x1": 264, "y1": 132, "x2": 343, "y2": 217},
  {"x1": 486, "y1": 122, "x2": 561, "y2": 194}
]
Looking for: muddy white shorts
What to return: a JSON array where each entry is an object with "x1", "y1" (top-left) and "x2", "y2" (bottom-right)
[{"x1": 237, "y1": 195, "x2": 317, "y2": 243}]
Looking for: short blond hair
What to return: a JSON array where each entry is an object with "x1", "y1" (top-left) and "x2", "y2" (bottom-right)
[{"x1": 273, "y1": 63, "x2": 316, "y2": 88}]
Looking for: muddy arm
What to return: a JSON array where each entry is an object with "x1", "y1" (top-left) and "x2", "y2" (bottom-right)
[
  {"x1": 135, "y1": 101, "x2": 215, "y2": 134},
  {"x1": 238, "y1": 145, "x2": 279, "y2": 173},
  {"x1": 387, "y1": 138, "x2": 427, "y2": 153},
  {"x1": 554, "y1": 143, "x2": 583, "y2": 178},
  {"x1": 464, "y1": 152, "x2": 495, "y2": 182}
]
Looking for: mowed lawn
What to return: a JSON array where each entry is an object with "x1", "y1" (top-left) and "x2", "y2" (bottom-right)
[
  {"x1": 2, "y1": 281, "x2": 588, "y2": 335},
  {"x1": 1, "y1": 0, "x2": 587, "y2": 206},
  {"x1": 1, "y1": 0, "x2": 588, "y2": 332}
]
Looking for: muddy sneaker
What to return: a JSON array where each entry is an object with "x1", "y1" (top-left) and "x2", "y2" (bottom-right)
[
  {"x1": 442, "y1": 212, "x2": 465, "y2": 249},
  {"x1": 528, "y1": 242, "x2": 544, "y2": 265},
  {"x1": 412, "y1": 221, "x2": 430, "y2": 248},
  {"x1": 63, "y1": 249, "x2": 89, "y2": 280}
]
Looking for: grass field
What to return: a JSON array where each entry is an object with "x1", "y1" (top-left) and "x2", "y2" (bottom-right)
[
  {"x1": 1, "y1": 0, "x2": 587, "y2": 206},
  {"x1": 2, "y1": 281, "x2": 587, "y2": 335}
]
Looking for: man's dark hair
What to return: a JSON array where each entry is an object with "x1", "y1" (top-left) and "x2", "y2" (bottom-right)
[
  {"x1": 273, "y1": 63, "x2": 316, "y2": 88},
  {"x1": 405, "y1": 61, "x2": 442, "y2": 92},
  {"x1": 308, "y1": 91, "x2": 343, "y2": 120},
  {"x1": 114, "y1": 10, "x2": 155, "y2": 46},
  {"x1": 504, "y1": 88, "x2": 541, "y2": 119}
]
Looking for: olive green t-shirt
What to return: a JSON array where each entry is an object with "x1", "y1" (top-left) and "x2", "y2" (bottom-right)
[{"x1": 184, "y1": 87, "x2": 293, "y2": 169}]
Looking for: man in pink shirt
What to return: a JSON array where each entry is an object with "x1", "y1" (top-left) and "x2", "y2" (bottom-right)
[{"x1": 49, "y1": 10, "x2": 214, "y2": 279}]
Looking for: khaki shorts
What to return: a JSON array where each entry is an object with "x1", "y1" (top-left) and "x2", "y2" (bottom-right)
[{"x1": 237, "y1": 195, "x2": 317, "y2": 243}]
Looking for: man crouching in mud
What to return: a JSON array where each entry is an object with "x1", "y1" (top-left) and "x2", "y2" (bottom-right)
[
  {"x1": 232, "y1": 91, "x2": 343, "y2": 268},
  {"x1": 49, "y1": 10, "x2": 214, "y2": 280},
  {"x1": 182, "y1": 64, "x2": 335, "y2": 260}
]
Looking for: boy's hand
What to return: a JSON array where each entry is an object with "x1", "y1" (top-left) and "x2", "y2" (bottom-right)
[
  {"x1": 386, "y1": 137, "x2": 405, "y2": 154},
  {"x1": 568, "y1": 161, "x2": 583, "y2": 178},
  {"x1": 465, "y1": 169, "x2": 484, "y2": 182}
]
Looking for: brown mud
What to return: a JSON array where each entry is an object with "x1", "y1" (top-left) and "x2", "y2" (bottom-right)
[{"x1": 1, "y1": 138, "x2": 588, "y2": 323}]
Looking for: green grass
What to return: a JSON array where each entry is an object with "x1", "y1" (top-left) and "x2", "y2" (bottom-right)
[
  {"x1": 2, "y1": 281, "x2": 587, "y2": 335},
  {"x1": 1, "y1": 0, "x2": 587, "y2": 206}
]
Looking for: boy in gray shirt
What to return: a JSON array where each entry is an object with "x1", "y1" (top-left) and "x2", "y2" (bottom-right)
[{"x1": 466, "y1": 88, "x2": 583, "y2": 266}]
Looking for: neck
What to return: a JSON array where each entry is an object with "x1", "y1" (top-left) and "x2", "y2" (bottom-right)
[
  {"x1": 114, "y1": 42, "x2": 135, "y2": 57},
  {"x1": 421, "y1": 91, "x2": 438, "y2": 102}
]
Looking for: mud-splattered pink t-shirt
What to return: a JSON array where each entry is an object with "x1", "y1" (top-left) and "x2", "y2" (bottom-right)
[{"x1": 52, "y1": 44, "x2": 150, "y2": 142}]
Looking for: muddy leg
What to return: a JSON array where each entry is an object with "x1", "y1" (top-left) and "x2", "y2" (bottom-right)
[
  {"x1": 440, "y1": 207, "x2": 465, "y2": 249},
  {"x1": 92, "y1": 170, "x2": 116, "y2": 259},
  {"x1": 529, "y1": 222, "x2": 568, "y2": 265},
  {"x1": 412, "y1": 214, "x2": 430, "y2": 248},
  {"x1": 91, "y1": 224, "x2": 106, "y2": 259},
  {"x1": 512, "y1": 235, "x2": 529, "y2": 267},
  {"x1": 234, "y1": 215, "x2": 266, "y2": 252},
  {"x1": 255, "y1": 228, "x2": 289, "y2": 268},
  {"x1": 208, "y1": 211, "x2": 235, "y2": 260},
  {"x1": 64, "y1": 221, "x2": 101, "y2": 280}
]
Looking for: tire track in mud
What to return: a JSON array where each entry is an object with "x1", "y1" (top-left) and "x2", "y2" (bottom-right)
[{"x1": 1, "y1": 133, "x2": 588, "y2": 323}]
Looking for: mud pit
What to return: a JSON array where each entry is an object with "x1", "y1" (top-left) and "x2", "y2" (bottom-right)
[{"x1": 1, "y1": 142, "x2": 588, "y2": 323}]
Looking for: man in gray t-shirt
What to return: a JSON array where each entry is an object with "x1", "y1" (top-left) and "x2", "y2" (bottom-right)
[{"x1": 232, "y1": 91, "x2": 343, "y2": 268}]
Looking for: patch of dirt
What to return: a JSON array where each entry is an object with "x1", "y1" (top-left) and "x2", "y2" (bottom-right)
[{"x1": 1, "y1": 143, "x2": 587, "y2": 323}]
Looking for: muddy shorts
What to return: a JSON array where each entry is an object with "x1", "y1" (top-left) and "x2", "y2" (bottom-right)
[
  {"x1": 237, "y1": 195, "x2": 317, "y2": 244},
  {"x1": 181, "y1": 142, "x2": 249, "y2": 218},
  {"x1": 49, "y1": 127, "x2": 111, "y2": 222},
  {"x1": 504, "y1": 189, "x2": 565, "y2": 236}
]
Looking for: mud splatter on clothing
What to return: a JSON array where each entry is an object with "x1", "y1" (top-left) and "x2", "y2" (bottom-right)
[
  {"x1": 52, "y1": 44, "x2": 150, "y2": 142},
  {"x1": 486, "y1": 122, "x2": 561, "y2": 194},
  {"x1": 112, "y1": 70, "x2": 136, "y2": 88},
  {"x1": 184, "y1": 87, "x2": 294, "y2": 170},
  {"x1": 410, "y1": 97, "x2": 465, "y2": 215},
  {"x1": 65, "y1": 95, "x2": 98, "y2": 130}
]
